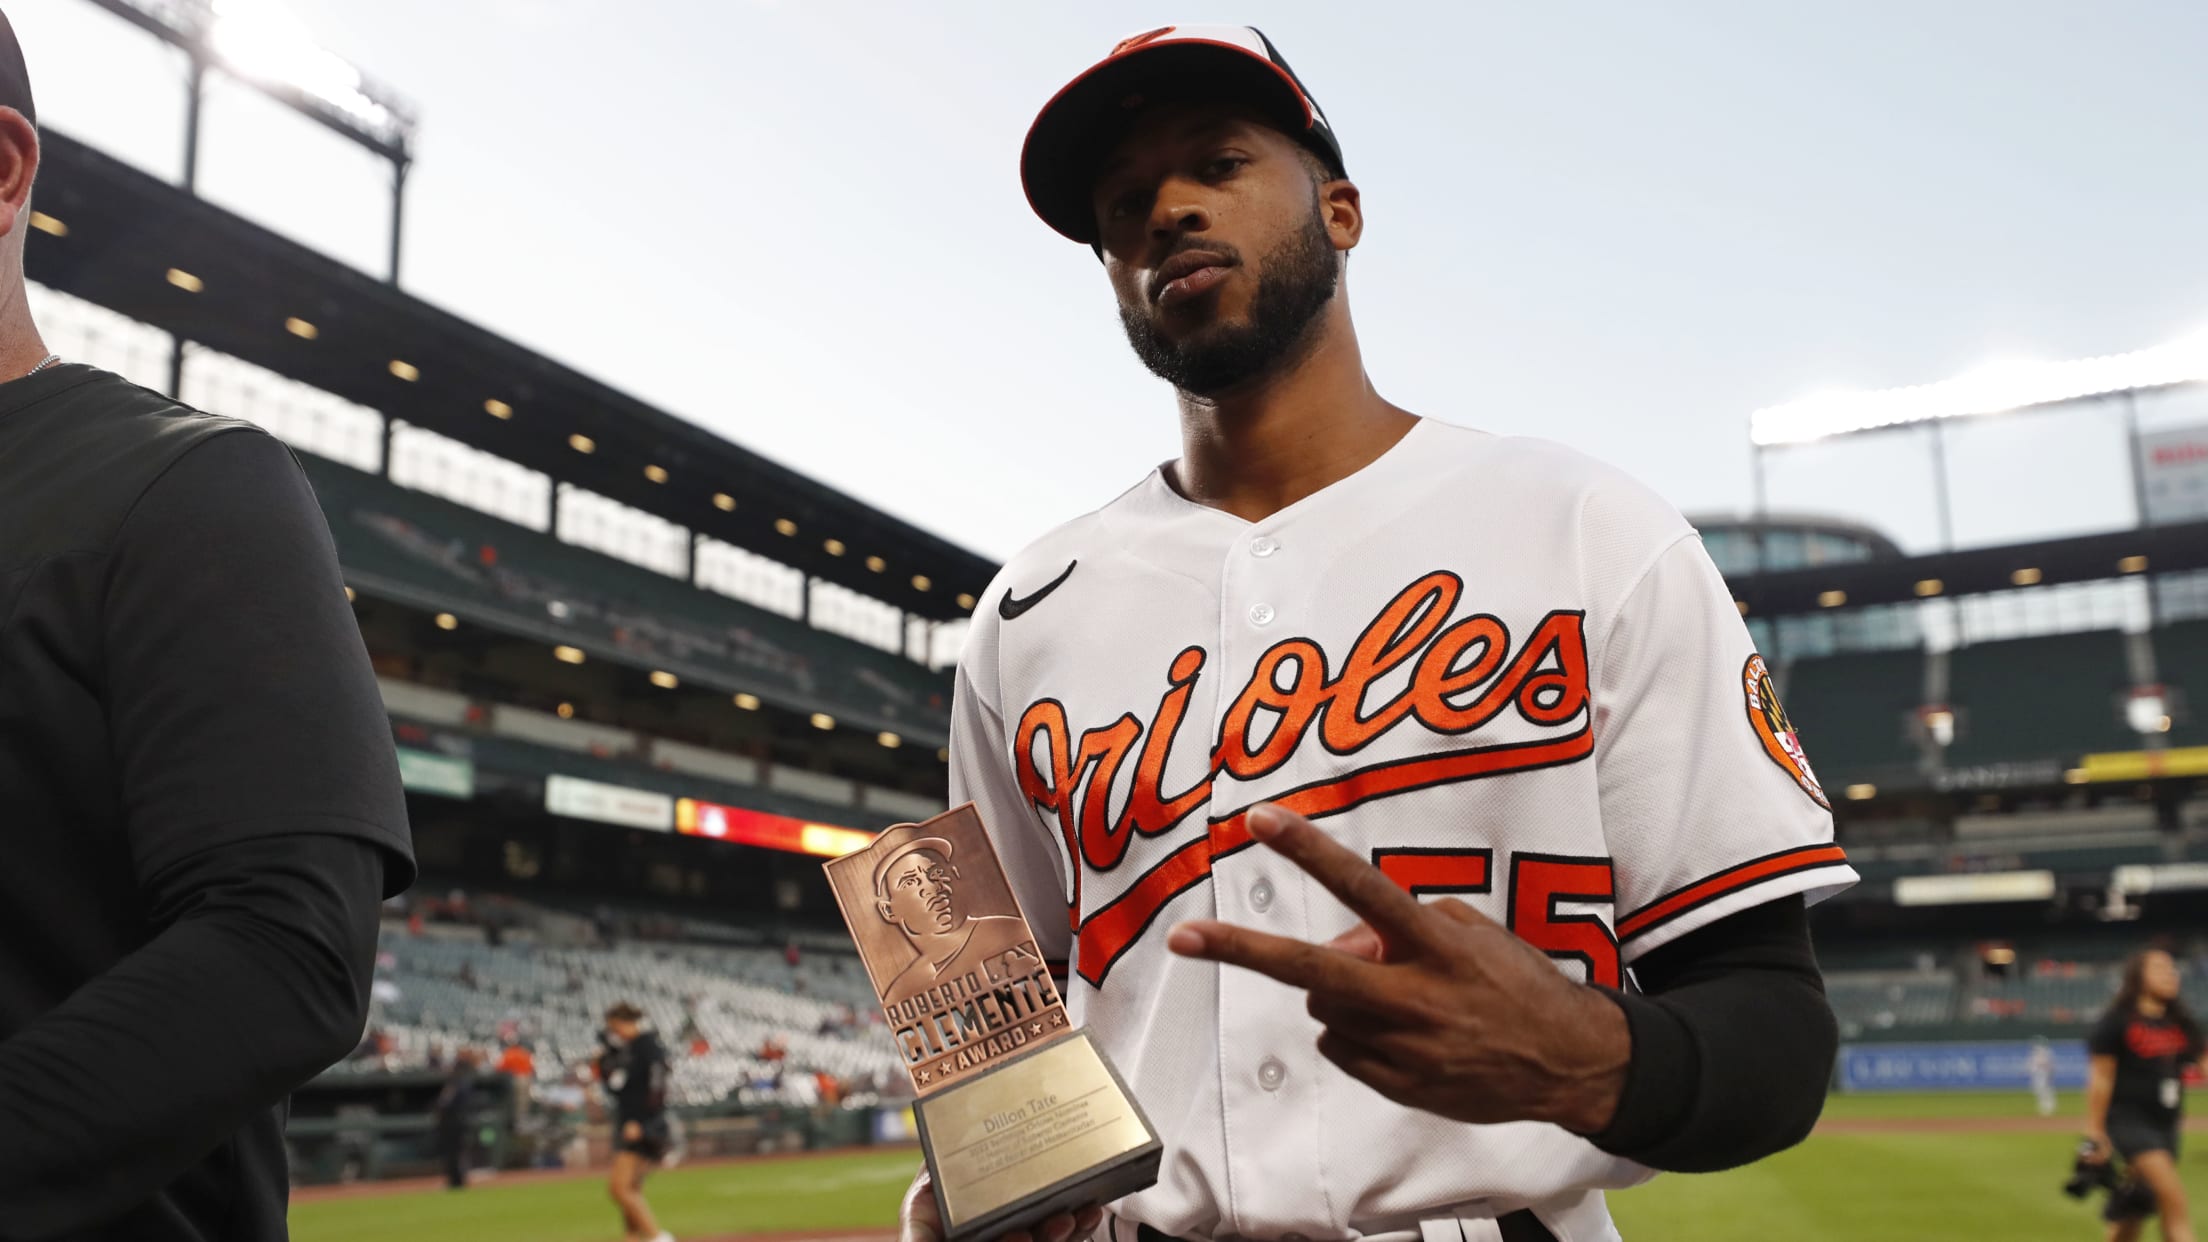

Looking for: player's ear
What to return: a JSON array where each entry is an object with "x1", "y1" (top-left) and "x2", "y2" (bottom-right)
[
  {"x1": 875, "y1": 899, "x2": 895, "y2": 922},
  {"x1": 0, "y1": 108, "x2": 35, "y2": 229},
  {"x1": 1322, "y1": 178, "x2": 1361, "y2": 254}
]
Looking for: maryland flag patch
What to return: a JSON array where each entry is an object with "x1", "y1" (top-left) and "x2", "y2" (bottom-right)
[{"x1": 1744, "y1": 654, "x2": 1828, "y2": 809}]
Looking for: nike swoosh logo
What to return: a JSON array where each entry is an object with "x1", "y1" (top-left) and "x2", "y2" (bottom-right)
[{"x1": 998, "y1": 560, "x2": 1078, "y2": 622}]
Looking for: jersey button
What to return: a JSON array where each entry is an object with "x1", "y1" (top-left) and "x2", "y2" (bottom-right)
[
  {"x1": 1251, "y1": 536, "x2": 1280, "y2": 558},
  {"x1": 1249, "y1": 602, "x2": 1275, "y2": 626},
  {"x1": 1258, "y1": 1056, "x2": 1287, "y2": 1091},
  {"x1": 1249, "y1": 879, "x2": 1274, "y2": 912}
]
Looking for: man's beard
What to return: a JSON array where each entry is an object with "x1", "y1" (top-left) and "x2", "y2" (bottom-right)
[{"x1": 1118, "y1": 197, "x2": 1339, "y2": 398}]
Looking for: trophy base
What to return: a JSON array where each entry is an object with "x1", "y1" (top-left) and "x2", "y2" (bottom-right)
[{"x1": 914, "y1": 1028, "x2": 1163, "y2": 1242}]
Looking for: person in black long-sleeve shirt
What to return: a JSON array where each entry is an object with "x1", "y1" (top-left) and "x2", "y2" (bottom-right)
[
  {"x1": 598, "y1": 1004, "x2": 674, "y2": 1242},
  {"x1": 0, "y1": 18, "x2": 414, "y2": 1239}
]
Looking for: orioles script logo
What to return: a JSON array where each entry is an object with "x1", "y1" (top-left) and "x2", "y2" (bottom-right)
[{"x1": 1014, "y1": 571, "x2": 1595, "y2": 986}]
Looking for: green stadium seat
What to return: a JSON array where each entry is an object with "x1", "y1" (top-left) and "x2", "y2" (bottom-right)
[
  {"x1": 1782, "y1": 650, "x2": 1926, "y2": 786},
  {"x1": 2153, "y1": 619, "x2": 2208, "y2": 747},
  {"x1": 300, "y1": 456, "x2": 953, "y2": 744},
  {"x1": 1946, "y1": 631, "x2": 2136, "y2": 765}
]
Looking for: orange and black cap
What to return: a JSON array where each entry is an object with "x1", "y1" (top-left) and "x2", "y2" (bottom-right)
[{"x1": 1021, "y1": 25, "x2": 1344, "y2": 248}]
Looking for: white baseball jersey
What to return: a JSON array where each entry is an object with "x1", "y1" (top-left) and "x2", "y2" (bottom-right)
[{"x1": 949, "y1": 418, "x2": 1857, "y2": 1242}]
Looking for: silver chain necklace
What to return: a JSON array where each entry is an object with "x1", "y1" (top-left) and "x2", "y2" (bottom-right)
[{"x1": 27, "y1": 353, "x2": 60, "y2": 377}]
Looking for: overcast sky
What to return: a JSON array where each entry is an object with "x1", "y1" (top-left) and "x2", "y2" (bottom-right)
[{"x1": 16, "y1": 0, "x2": 2208, "y2": 562}]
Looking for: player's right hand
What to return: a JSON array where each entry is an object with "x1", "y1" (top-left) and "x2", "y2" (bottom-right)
[
  {"x1": 900, "y1": 1165, "x2": 1104, "y2": 1242},
  {"x1": 2082, "y1": 1132, "x2": 2112, "y2": 1164}
]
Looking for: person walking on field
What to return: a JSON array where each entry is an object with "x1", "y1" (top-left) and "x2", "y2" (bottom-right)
[
  {"x1": 600, "y1": 1003, "x2": 676, "y2": 1242},
  {"x1": 2085, "y1": 949, "x2": 2208, "y2": 1242}
]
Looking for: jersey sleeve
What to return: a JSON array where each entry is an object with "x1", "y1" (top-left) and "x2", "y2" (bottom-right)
[
  {"x1": 948, "y1": 620, "x2": 1074, "y2": 971},
  {"x1": 2088, "y1": 1010, "x2": 2126, "y2": 1057},
  {"x1": 102, "y1": 430, "x2": 415, "y2": 892},
  {"x1": 1595, "y1": 535, "x2": 1857, "y2": 963}
]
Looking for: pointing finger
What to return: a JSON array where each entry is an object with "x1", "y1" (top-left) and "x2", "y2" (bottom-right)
[
  {"x1": 1240, "y1": 804, "x2": 1440, "y2": 951},
  {"x1": 1167, "y1": 919, "x2": 1398, "y2": 1008}
]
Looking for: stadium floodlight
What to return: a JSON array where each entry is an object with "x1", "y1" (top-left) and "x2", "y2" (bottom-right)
[
  {"x1": 1751, "y1": 327, "x2": 2208, "y2": 447},
  {"x1": 90, "y1": 0, "x2": 417, "y2": 160},
  {"x1": 203, "y1": 0, "x2": 413, "y2": 154},
  {"x1": 85, "y1": 0, "x2": 418, "y2": 281}
]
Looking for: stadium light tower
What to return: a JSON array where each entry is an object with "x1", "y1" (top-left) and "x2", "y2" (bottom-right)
[
  {"x1": 1747, "y1": 327, "x2": 2208, "y2": 551},
  {"x1": 82, "y1": 0, "x2": 419, "y2": 284}
]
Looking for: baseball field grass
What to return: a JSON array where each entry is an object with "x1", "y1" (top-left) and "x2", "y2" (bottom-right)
[{"x1": 290, "y1": 1093, "x2": 2206, "y2": 1242}]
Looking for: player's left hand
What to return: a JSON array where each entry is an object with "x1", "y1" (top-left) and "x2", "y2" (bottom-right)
[
  {"x1": 622, "y1": 1120, "x2": 642, "y2": 1142},
  {"x1": 1165, "y1": 802, "x2": 1629, "y2": 1134}
]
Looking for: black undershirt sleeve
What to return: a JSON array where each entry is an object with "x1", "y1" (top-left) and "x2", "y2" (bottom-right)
[
  {"x1": 1582, "y1": 895, "x2": 1835, "y2": 1172},
  {"x1": 0, "y1": 834, "x2": 384, "y2": 1239}
]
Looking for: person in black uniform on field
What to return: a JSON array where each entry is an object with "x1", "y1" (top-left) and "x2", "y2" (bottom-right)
[
  {"x1": 0, "y1": 14, "x2": 414, "y2": 1241},
  {"x1": 599, "y1": 1003, "x2": 676, "y2": 1242},
  {"x1": 433, "y1": 1048, "x2": 484, "y2": 1190},
  {"x1": 2085, "y1": 949, "x2": 2208, "y2": 1242}
]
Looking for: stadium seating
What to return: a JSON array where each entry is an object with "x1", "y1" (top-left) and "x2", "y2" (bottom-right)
[
  {"x1": 302, "y1": 455, "x2": 953, "y2": 744},
  {"x1": 1826, "y1": 970, "x2": 1960, "y2": 1038},
  {"x1": 354, "y1": 919, "x2": 908, "y2": 1112},
  {"x1": 2155, "y1": 619, "x2": 2208, "y2": 747},
  {"x1": 1945, "y1": 631, "x2": 2138, "y2": 765},
  {"x1": 1784, "y1": 649, "x2": 1927, "y2": 784},
  {"x1": 1964, "y1": 964, "x2": 2123, "y2": 1027}
]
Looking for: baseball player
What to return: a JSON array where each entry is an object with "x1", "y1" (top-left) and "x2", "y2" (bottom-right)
[{"x1": 906, "y1": 26, "x2": 1861, "y2": 1242}]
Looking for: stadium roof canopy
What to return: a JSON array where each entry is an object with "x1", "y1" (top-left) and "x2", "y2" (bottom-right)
[
  {"x1": 26, "y1": 130, "x2": 996, "y2": 622},
  {"x1": 1687, "y1": 511, "x2": 1907, "y2": 559},
  {"x1": 1727, "y1": 517, "x2": 2208, "y2": 618}
]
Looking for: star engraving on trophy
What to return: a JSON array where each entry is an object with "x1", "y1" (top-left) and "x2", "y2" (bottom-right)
[
  {"x1": 1050, "y1": 1010, "x2": 1067, "y2": 1027},
  {"x1": 916, "y1": 1069, "x2": 930, "y2": 1084},
  {"x1": 940, "y1": 1061, "x2": 953, "y2": 1075},
  {"x1": 1031, "y1": 1022, "x2": 1043, "y2": 1035}
]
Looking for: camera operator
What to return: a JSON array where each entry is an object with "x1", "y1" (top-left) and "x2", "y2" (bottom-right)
[{"x1": 2083, "y1": 949, "x2": 2208, "y2": 1242}]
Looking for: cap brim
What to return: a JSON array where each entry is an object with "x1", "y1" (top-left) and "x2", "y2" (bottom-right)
[{"x1": 1021, "y1": 40, "x2": 1320, "y2": 246}]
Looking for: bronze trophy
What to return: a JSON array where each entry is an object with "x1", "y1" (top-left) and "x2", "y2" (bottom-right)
[{"x1": 824, "y1": 804, "x2": 1160, "y2": 1241}]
